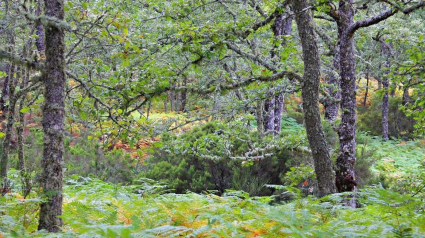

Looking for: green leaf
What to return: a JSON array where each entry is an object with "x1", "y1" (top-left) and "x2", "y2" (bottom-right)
[
  {"x1": 82, "y1": 2, "x2": 88, "y2": 9},
  {"x1": 19, "y1": 107, "x2": 30, "y2": 113}
]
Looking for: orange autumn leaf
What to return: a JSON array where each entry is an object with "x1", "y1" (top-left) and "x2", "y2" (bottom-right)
[{"x1": 303, "y1": 180, "x2": 308, "y2": 186}]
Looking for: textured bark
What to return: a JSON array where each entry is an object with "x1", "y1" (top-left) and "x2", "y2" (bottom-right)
[
  {"x1": 324, "y1": 49, "x2": 341, "y2": 122},
  {"x1": 263, "y1": 96, "x2": 275, "y2": 133},
  {"x1": 363, "y1": 70, "x2": 369, "y2": 107},
  {"x1": 164, "y1": 96, "x2": 168, "y2": 113},
  {"x1": 402, "y1": 87, "x2": 412, "y2": 106},
  {"x1": 335, "y1": 0, "x2": 357, "y2": 194},
  {"x1": 291, "y1": 0, "x2": 337, "y2": 197},
  {"x1": 38, "y1": 0, "x2": 65, "y2": 232},
  {"x1": 263, "y1": 9, "x2": 293, "y2": 135},
  {"x1": 0, "y1": 65, "x2": 16, "y2": 180},
  {"x1": 0, "y1": 64, "x2": 10, "y2": 115},
  {"x1": 17, "y1": 97, "x2": 25, "y2": 172},
  {"x1": 274, "y1": 93, "x2": 284, "y2": 133},
  {"x1": 180, "y1": 77, "x2": 187, "y2": 112},
  {"x1": 381, "y1": 42, "x2": 391, "y2": 141}
]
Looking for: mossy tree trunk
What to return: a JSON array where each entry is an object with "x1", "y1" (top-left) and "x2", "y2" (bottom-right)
[
  {"x1": 38, "y1": 0, "x2": 65, "y2": 232},
  {"x1": 290, "y1": 0, "x2": 337, "y2": 197}
]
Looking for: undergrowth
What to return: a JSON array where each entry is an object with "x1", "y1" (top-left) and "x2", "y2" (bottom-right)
[{"x1": 1, "y1": 169, "x2": 424, "y2": 237}]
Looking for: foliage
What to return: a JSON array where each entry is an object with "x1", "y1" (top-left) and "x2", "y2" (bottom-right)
[
  {"x1": 1, "y1": 168, "x2": 425, "y2": 237},
  {"x1": 142, "y1": 120, "x2": 307, "y2": 195},
  {"x1": 358, "y1": 95, "x2": 416, "y2": 139},
  {"x1": 8, "y1": 129, "x2": 137, "y2": 184}
]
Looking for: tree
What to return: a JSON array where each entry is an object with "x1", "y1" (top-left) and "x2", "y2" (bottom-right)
[
  {"x1": 38, "y1": 0, "x2": 66, "y2": 232},
  {"x1": 324, "y1": 0, "x2": 425, "y2": 195},
  {"x1": 290, "y1": 0, "x2": 337, "y2": 196}
]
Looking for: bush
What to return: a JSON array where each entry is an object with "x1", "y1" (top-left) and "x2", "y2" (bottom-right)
[
  {"x1": 142, "y1": 121, "x2": 301, "y2": 196},
  {"x1": 9, "y1": 129, "x2": 136, "y2": 184},
  {"x1": 358, "y1": 95, "x2": 416, "y2": 139}
]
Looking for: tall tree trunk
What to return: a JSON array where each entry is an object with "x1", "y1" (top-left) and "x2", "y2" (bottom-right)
[
  {"x1": 363, "y1": 69, "x2": 369, "y2": 107},
  {"x1": 381, "y1": 41, "x2": 391, "y2": 141},
  {"x1": 164, "y1": 96, "x2": 168, "y2": 113},
  {"x1": 0, "y1": 65, "x2": 16, "y2": 179},
  {"x1": 0, "y1": 64, "x2": 10, "y2": 117},
  {"x1": 38, "y1": 0, "x2": 65, "y2": 232},
  {"x1": 263, "y1": 96, "x2": 275, "y2": 134},
  {"x1": 274, "y1": 93, "x2": 284, "y2": 133},
  {"x1": 180, "y1": 76, "x2": 187, "y2": 112},
  {"x1": 290, "y1": 0, "x2": 337, "y2": 197},
  {"x1": 263, "y1": 9, "x2": 293, "y2": 135},
  {"x1": 335, "y1": 0, "x2": 358, "y2": 195}
]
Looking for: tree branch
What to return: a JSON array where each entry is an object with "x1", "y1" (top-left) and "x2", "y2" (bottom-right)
[{"x1": 0, "y1": 50, "x2": 43, "y2": 71}]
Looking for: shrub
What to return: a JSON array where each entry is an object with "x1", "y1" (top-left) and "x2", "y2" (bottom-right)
[
  {"x1": 142, "y1": 121, "x2": 303, "y2": 196},
  {"x1": 9, "y1": 129, "x2": 136, "y2": 184},
  {"x1": 358, "y1": 95, "x2": 416, "y2": 139}
]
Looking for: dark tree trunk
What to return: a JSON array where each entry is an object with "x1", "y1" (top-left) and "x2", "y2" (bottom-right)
[
  {"x1": 0, "y1": 66, "x2": 16, "y2": 179},
  {"x1": 290, "y1": 0, "x2": 337, "y2": 197},
  {"x1": 402, "y1": 86, "x2": 412, "y2": 106},
  {"x1": 324, "y1": 49, "x2": 341, "y2": 122},
  {"x1": 263, "y1": 9, "x2": 293, "y2": 135},
  {"x1": 274, "y1": 93, "x2": 284, "y2": 133},
  {"x1": 263, "y1": 96, "x2": 275, "y2": 133},
  {"x1": 17, "y1": 97, "x2": 25, "y2": 172},
  {"x1": 180, "y1": 76, "x2": 187, "y2": 112},
  {"x1": 363, "y1": 69, "x2": 369, "y2": 107},
  {"x1": 382, "y1": 77, "x2": 389, "y2": 140},
  {"x1": 38, "y1": 0, "x2": 65, "y2": 232},
  {"x1": 164, "y1": 96, "x2": 168, "y2": 113},
  {"x1": 0, "y1": 64, "x2": 10, "y2": 116},
  {"x1": 381, "y1": 41, "x2": 391, "y2": 141},
  {"x1": 335, "y1": 0, "x2": 358, "y2": 194}
]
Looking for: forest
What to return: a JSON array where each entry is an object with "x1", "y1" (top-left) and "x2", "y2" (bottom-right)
[{"x1": 0, "y1": 0, "x2": 425, "y2": 237}]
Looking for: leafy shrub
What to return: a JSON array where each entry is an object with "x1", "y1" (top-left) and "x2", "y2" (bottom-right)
[
  {"x1": 358, "y1": 95, "x2": 416, "y2": 139},
  {"x1": 142, "y1": 120, "x2": 303, "y2": 195},
  {"x1": 9, "y1": 129, "x2": 136, "y2": 184}
]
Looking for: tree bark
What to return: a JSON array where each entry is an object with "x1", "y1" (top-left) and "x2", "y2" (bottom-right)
[
  {"x1": 363, "y1": 69, "x2": 369, "y2": 107},
  {"x1": 335, "y1": 0, "x2": 358, "y2": 195},
  {"x1": 180, "y1": 76, "x2": 187, "y2": 112},
  {"x1": 263, "y1": 96, "x2": 275, "y2": 133},
  {"x1": 381, "y1": 41, "x2": 391, "y2": 141},
  {"x1": 290, "y1": 0, "x2": 337, "y2": 197},
  {"x1": 38, "y1": 0, "x2": 65, "y2": 232},
  {"x1": 0, "y1": 66, "x2": 16, "y2": 179},
  {"x1": 263, "y1": 9, "x2": 293, "y2": 135}
]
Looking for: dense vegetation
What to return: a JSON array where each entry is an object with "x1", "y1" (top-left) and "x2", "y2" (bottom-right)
[{"x1": 0, "y1": 0, "x2": 425, "y2": 237}]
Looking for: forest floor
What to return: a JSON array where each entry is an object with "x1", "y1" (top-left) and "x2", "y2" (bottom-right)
[{"x1": 1, "y1": 135, "x2": 424, "y2": 237}]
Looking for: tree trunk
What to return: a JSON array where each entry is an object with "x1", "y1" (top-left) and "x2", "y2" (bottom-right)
[
  {"x1": 38, "y1": 0, "x2": 65, "y2": 232},
  {"x1": 335, "y1": 0, "x2": 358, "y2": 195},
  {"x1": 381, "y1": 42, "x2": 391, "y2": 141},
  {"x1": 363, "y1": 69, "x2": 369, "y2": 107},
  {"x1": 274, "y1": 93, "x2": 284, "y2": 133},
  {"x1": 263, "y1": 9, "x2": 293, "y2": 135},
  {"x1": 0, "y1": 64, "x2": 16, "y2": 180},
  {"x1": 180, "y1": 76, "x2": 187, "y2": 112},
  {"x1": 164, "y1": 96, "x2": 168, "y2": 113},
  {"x1": 263, "y1": 96, "x2": 275, "y2": 134},
  {"x1": 290, "y1": 0, "x2": 337, "y2": 197},
  {"x1": 0, "y1": 64, "x2": 10, "y2": 117}
]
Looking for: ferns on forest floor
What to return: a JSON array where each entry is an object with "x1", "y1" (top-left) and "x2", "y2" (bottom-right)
[{"x1": 1, "y1": 169, "x2": 424, "y2": 238}]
